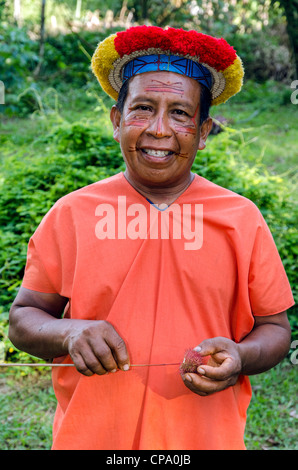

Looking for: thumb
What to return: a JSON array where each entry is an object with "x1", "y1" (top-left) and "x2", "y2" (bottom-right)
[{"x1": 196, "y1": 337, "x2": 229, "y2": 357}]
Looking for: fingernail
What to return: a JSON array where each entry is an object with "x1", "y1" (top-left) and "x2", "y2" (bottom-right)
[
  {"x1": 123, "y1": 364, "x2": 130, "y2": 371},
  {"x1": 198, "y1": 367, "x2": 205, "y2": 375},
  {"x1": 185, "y1": 374, "x2": 192, "y2": 383},
  {"x1": 111, "y1": 369, "x2": 117, "y2": 373},
  {"x1": 194, "y1": 346, "x2": 201, "y2": 352}
]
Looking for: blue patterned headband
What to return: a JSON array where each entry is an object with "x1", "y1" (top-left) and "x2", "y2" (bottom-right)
[{"x1": 122, "y1": 54, "x2": 213, "y2": 90}]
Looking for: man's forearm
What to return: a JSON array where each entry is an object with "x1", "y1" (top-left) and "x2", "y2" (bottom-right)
[
  {"x1": 9, "y1": 306, "x2": 93, "y2": 360},
  {"x1": 238, "y1": 315, "x2": 291, "y2": 375},
  {"x1": 9, "y1": 287, "x2": 130, "y2": 376}
]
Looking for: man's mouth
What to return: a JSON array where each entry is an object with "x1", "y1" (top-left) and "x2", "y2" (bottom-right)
[{"x1": 141, "y1": 148, "x2": 174, "y2": 157}]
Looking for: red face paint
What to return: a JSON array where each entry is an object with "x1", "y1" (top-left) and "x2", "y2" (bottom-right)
[
  {"x1": 173, "y1": 103, "x2": 200, "y2": 135},
  {"x1": 176, "y1": 153, "x2": 189, "y2": 159},
  {"x1": 124, "y1": 119, "x2": 147, "y2": 127},
  {"x1": 145, "y1": 80, "x2": 184, "y2": 95},
  {"x1": 156, "y1": 116, "x2": 164, "y2": 136},
  {"x1": 124, "y1": 110, "x2": 150, "y2": 128},
  {"x1": 173, "y1": 125, "x2": 196, "y2": 135},
  {"x1": 191, "y1": 103, "x2": 200, "y2": 128}
]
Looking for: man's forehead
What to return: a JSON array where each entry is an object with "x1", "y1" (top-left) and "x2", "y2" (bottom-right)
[{"x1": 128, "y1": 71, "x2": 201, "y2": 98}]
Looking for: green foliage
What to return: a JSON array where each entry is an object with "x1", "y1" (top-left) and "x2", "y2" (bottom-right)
[
  {"x1": 0, "y1": 26, "x2": 112, "y2": 116},
  {"x1": 40, "y1": 30, "x2": 104, "y2": 85},
  {"x1": 226, "y1": 31, "x2": 294, "y2": 83},
  {"x1": 231, "y1": 79, "x2": 292, "y2": 106},
  {"x1": 0, "y1": 373, "x2": 56, "y2": 449},
  {"x1": 0, "y1": 25, "x2": 39, "y2": 92},
  {"x1": 47, "y1": 121, "x2": 123, "y2": 168},
  {"x1": 245, "y1": 362, "x2": 298, "y2": 450},
  {"x1": 127, "y1": 0, "x2": 191, "y2": 27}
]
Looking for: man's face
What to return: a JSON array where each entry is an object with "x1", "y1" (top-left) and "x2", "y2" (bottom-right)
[{"x1": 111, "y1": 71, "x2": 212, "y2": 191}]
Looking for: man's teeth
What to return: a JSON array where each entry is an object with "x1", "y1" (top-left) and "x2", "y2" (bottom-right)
[{"x1": 142, "y1": 149, "x2": 173, "y2": 157}]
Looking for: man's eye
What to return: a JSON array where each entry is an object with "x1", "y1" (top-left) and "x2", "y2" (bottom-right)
[
  {"x1": 173, "y1": 109, "x2": 188, "y2": 116},
  {"x1": 136, "y1": 105, "x2": 151, "y2": 111}
]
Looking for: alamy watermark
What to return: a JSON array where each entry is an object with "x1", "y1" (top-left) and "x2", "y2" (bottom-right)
[
  {"x1": 290, "y1": 80, "x2": 298, "y2": 104},
  {"x1": 290, "y1": 340, "x2": 298, "y2": 365},
  {"x1": 95, "y1": 196, "x2": 203, "y2": 251},
  {"x1": 0, "y1": 80, "x2": 4, "y2": 105}
]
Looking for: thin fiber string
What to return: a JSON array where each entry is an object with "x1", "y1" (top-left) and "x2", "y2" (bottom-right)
[
  {"x1": 0, "y1": 350, "x2": 202, "y2": 372},
  {"x1": 0, "y1": 362, "x2": 181, "y2": 368}
]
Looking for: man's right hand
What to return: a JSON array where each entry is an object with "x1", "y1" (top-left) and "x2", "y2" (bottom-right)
[
  {"x1": 65, "y1": 320, "x2": 130, "y2": 376},
  {"x1": 9, "y1": 287, "x2": 130, "y2": 376}
]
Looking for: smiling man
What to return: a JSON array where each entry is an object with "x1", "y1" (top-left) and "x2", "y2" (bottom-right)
[
  {"x1": 9, "y1": 26, "x2": 294, "y2": 450},
  {"x1": 110, "y1": 70, "x2": 212, "y2": 203}
]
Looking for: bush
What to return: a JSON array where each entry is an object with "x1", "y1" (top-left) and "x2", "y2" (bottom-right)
[
  {"x1": 0, "y1": 24, "x2": 39, "y2": 92},
  {"x1": 231, "y1": 79, "x2": 293, "y2": 108},
  {"x1": 0, "y1": 26, "x2": 116, "y2": 116},
  {"x1": 42, "y1": 30, "x2": 105, "y2": 86},
  {"x1": 47, "y1": 121, "x2": 123, "y2": 169},
  {"x1": 226, "y1": 31, "x2": 295, "y2": 83}
]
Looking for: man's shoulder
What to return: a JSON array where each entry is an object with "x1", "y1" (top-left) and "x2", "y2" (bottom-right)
[
  {"x1": 193, "y1": 174, "x2": 262, "y2": 217},
  {"x1": 55, "y1": 172, "x2": 125, "y2": 207}
]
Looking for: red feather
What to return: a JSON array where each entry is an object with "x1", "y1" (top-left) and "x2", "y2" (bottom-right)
[{"x1": 114, "y1": 26, "x2": 236, "y2": 71}]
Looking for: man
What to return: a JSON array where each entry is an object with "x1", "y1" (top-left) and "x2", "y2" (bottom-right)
[{"x1": 9, "y1": 26, "x2": 294, "y2": 450}]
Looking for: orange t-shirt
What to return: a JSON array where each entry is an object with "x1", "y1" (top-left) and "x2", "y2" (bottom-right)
[{"x1": 22, "y1": 172, "x2": 294, "y2": 450}]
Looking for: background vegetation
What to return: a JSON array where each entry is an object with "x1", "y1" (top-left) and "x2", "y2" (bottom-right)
[{"x1": 0, "y1": 0, "x2": 297, "y2": 450}]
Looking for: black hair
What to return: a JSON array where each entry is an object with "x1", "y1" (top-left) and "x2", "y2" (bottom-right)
[{"x1": 115, "y1": 77, "x2": 212, "y2": 125}]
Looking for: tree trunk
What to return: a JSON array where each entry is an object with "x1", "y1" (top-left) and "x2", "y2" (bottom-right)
[
  {"x1": 279, "y1": 0, "x2": 298, "y2": 78},
  {"x1": 75, "y1": 0, "x2": 82, "y2": 19},
  {"x1": 141, "y1": 0, "x2": 149, "y2": 21},
  {"x1": 34, "y1": 0, "x2": 46, "y2": 78},
  {"x1": 14, "y1": 0, "x2": 21, "y2": 26}
]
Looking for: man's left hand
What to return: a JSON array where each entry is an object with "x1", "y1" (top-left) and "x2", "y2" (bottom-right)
[{"x1": 182, "y1": 337, "x2": 242, "y2": 396}]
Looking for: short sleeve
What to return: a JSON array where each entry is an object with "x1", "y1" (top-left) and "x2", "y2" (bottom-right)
[
  {"x1": 248, "y1": 212, "x2": 295, "y2": 316},
  {"x1": 22, "y1": 237, "x2": 57, "y2": 293},
  {"x1": 22, "y1": 199, "x2": 76, "y2": 297}
]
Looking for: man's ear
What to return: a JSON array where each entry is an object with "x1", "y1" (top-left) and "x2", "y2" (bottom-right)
[
  {"x1": 198, "y1": 117, "x2": 213, "y2": 150},
  {"x1": 110, "y1": 105, "x2": 121, "y2": 143}
]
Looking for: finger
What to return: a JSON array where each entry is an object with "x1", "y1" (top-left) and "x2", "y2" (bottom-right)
[
  {"x1": 183, "y1": 372, "x2": 228, "y2": 396},
  {"x1": 89, "y1": 340, "x2": 118, "y2": 375},
  {"x1": 197, "y1": 337, "x2": 228, "y2": 357},
  {"x1": 198, "y1": 356, "x2": 236, "y2": 381},
  {"x1": 70, "y1": 351, "x2": 98, "y2": 376},
  {"x1": 104, "y1": 326, "x2": 130, "y2": 371},
  {"x1": 89, "y1": 345, "x2": 121, "y2": 375}
]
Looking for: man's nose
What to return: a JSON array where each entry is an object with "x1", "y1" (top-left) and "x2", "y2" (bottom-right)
[{"x1": 146, "y1": 112, "x2": 172, "y2": 138}]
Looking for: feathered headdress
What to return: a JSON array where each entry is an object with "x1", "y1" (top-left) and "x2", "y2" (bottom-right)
[{"x1": 91, "y1": 25, "x2": 244, "y2": 106}]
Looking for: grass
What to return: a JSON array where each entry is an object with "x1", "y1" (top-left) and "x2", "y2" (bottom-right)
[
  {"x1": 245, "y1": 361, "x2": 298, "y2": 450},
  {"x1": 0, "y1": 372, "x2": 56, "y2": 450},
  {"x1": 0, "y1": 359, "x2": 297, "y2": 450},
  {"x1": 213, "y1": 80, "x2": 298, "y2": 177}
]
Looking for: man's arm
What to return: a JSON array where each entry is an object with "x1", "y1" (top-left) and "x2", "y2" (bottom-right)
[
  {"x1": 182, "y1": 311, "x2": 291, "y2": 396},
  {"x1": 9, "y1": 287, "x2": 130, "y2": 376}
]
